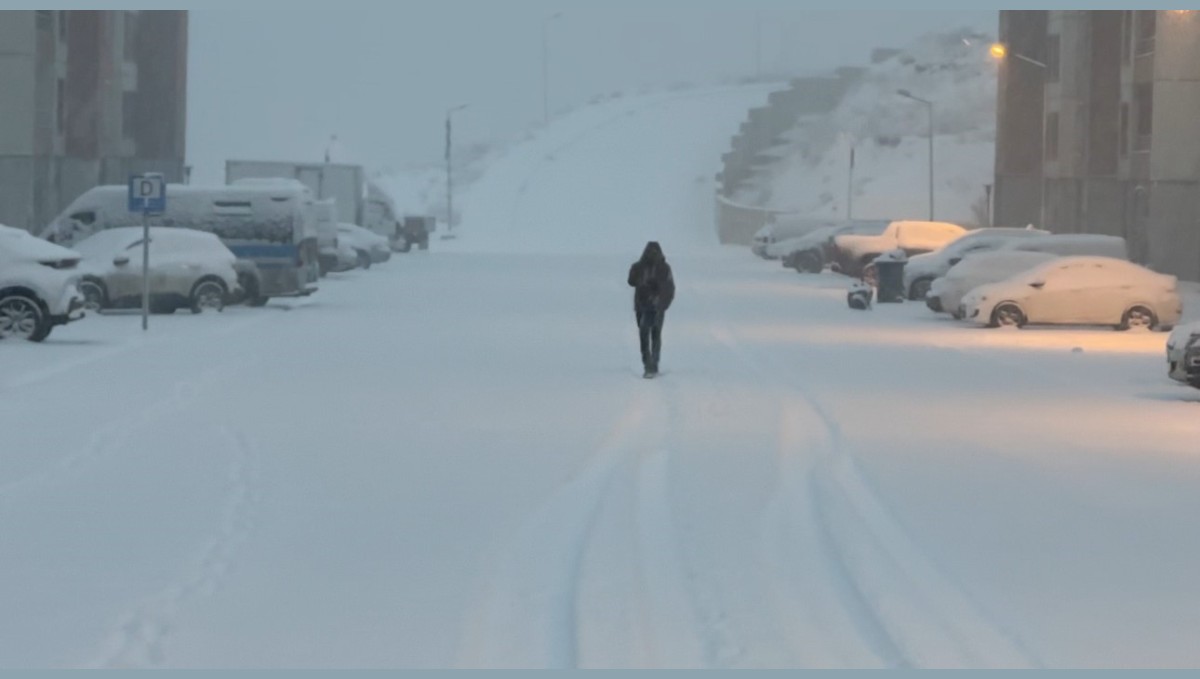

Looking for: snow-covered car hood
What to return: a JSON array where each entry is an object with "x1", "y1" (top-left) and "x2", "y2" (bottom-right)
[{"x1": 0, "y1": 224, "x2": 81, "y2": 265}]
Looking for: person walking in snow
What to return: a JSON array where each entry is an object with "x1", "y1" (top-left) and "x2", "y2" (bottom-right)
[{"x1": 628, "y1": 241, "x2": 675, "y2": 378}]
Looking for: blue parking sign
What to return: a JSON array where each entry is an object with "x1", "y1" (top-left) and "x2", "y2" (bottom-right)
[{"x1": 128, "y1": 173, "x2": 166, "y2": 213}]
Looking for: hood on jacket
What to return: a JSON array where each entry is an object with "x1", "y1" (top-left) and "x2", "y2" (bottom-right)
[{"x1": 641, "y1": 241, "x2": 665, "y2": 263}]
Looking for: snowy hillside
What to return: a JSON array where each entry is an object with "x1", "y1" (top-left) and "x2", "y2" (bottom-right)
[
  {"x1": 403, "y1": 84, "x2": 779, "y2": 254},
  {"x1": 735, "y1": 30, "x2": 999, "y2": 224}
]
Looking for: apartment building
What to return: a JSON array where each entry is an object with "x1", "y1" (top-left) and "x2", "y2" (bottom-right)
[
  {"x1": 0, "y1": 10, "x2": 188, "y2": 233},
  {"x1": 994, "y1": 10, "x2": 1200, "y2": 280}
]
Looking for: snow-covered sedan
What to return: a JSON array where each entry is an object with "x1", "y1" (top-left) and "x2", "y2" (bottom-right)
[
  {"x1": 71, "y1": 227, "x2": 240, "y2": 314},
  {"x1": 778, "y1": 221, "x2": 890, "y2": 273},
  {"x1": 1166, "y1": 321, "x2": 1200, "y2": 388},
  {"x1": 0, "y1": 223, "x2": 86, "y2": 341},
  {"x1": 960, "y1": 256, "x2": 1182, "y2": 331},
  {"x1": 832, "y1": 220, "x2": 967, "y2": 280},
  {"x1": 902, "y1": 226, "x2": 1048, "y2": 301},
  {"x1": 927, "y1": 250, "x2": 1057, "y2": 317},
  {"x1": 336, "y1": 223, "x2": 391, "y2": 267}
]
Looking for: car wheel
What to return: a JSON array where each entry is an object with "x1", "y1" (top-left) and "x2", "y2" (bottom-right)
[
  {"x1": 1117, "y1": 305, "x2": 1156, "y2": 331},
  {"x1": 990, "y1": 303, "x2": 1026, "y2": 329},
  {"x1": 394, "y1": 236, "x2": 412, "y2": 253},
  {"x1": 795, "y1": 249, "x2": 823, "y2": 273},
  {"x1": 78, "y1": 278, "x2": 107, "y2": 311},
  {"x1": 0, "y1": 294, "x2": 49, "y2": 342},
  {"x1": 908, "y1": 278, "x2": 933, "y2": 301},
  {"x1": 190, "y1": 279, "x2": 227, "y2": 314},
  {"x1": 356, "y1": 250, "x2": 371, "y2": 269}
]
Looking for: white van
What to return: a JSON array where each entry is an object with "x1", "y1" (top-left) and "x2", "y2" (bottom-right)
[{"x1": 44, "y1": 184, "x2": 319, "y2": 305}]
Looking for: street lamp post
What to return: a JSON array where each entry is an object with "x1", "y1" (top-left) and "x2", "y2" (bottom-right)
[
  {"x1": 445, "y1": 104, "x2": 469, "y2": 235},
  {"x1": 897, "y1": 89, "x2": 934, "y2": 221},
  {"x1": 542, "y1": 12, "x2": 563, "y2": 124},
  {"x1": 990, "y1": 42, "x2": 1048, "y2": 229}
]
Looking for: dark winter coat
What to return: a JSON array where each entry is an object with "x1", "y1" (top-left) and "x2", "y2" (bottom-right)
[{"x1": 628, "y1": 241, "x2": 675, "y2": 314}]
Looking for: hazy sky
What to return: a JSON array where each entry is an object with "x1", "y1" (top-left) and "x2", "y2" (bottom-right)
[{"x1": 186, "y1": 4, "x2": 995, "y2": 183}]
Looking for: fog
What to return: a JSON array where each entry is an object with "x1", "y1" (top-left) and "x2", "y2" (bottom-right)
[{"x1": 186, "y1": 4, "x2": 994, "y2": 183}]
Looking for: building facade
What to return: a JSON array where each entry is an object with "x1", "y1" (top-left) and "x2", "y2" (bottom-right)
[
  {"x1": 994, "y1": 10, "x2": 1200, "y2": 281},
  {"x1": 0, "y1": 10, "x2": 187, "y2": 233}
]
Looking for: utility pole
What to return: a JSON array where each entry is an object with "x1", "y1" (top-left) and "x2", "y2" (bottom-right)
[
  {"x1": 897, "y1": 89, "x2": 934, "y2": 220},
  {"x1": 445, "y1": 104, "x2": 469, "y2": 234},
  {"x1": 542, "y1": 12, "x2": 563, "y2": 124}
]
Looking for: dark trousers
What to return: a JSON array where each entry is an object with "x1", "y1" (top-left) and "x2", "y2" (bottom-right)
[{"x1": 637, "y1": 308, "x2": 663, "y2": 371}]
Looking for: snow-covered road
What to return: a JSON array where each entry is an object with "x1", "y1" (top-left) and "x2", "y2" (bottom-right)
[
  {"x1": 4, "y1": 252, "x2": 1199, "y2": 668},
  {"x1": 4, "y1": 83, "x2": 1200, "y2": 668}
]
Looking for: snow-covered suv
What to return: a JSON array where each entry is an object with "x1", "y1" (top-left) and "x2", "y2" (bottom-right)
[
  {"x1": 831, "y1": 219, "x2": 967, "y2": 279},
  {"x1": 0, "y1": 224, "x2": 85, "y2": 341}
]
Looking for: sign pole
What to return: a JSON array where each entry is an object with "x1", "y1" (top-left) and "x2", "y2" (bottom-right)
[
  {"x1": 129, "y1": 172, "x2": 164, "y2": 332},
  {"x1": 142, "y1": 208, "x2": 149, "y2": 331}
]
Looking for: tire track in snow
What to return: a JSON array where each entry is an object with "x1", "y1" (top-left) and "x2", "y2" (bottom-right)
[
  {"x1": 579, "y1": 375, "x2": 715, "y2": 667},
  {"x1": 707, "y1": 320, "x2": 1038, "y2": 668},
  {"x1": 86, "y1": 426, "x2": 262, "y2": 669},
  {"x1": 455, "y1": 387, "x2": 663, "y2": 668},
  {"x1": 0, "y1": 367, "x2": 235, "y2": 507}
]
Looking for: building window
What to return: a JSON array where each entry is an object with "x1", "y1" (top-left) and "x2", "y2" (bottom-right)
[
  {"x1": 56, "y1": 78, "x2": 65, "y2": 134},
  {"x1": 1136, "y1": 10, "x2": 1156, "y2": 55},
  {"x1": 1134, "y1": 83, "x2": 1153, "y2": 151},
  {"x1": 58, "y1": 11, "x2": 67, "y2": 40},
  {"x1": 1045, "y1": 34, "x2": 1061, "y2": 83},
  {"x1": 1045, "y1": 111, "x2": 1059, "y2": 162},
  {"x1": 1119, "y1": 102, "x2": 1129, "y2": 158},
  {"x1": 1121, "y1": 11, "x2": 1132, "y2": 64}
]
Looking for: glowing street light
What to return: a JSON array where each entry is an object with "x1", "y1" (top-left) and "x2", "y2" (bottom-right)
[{"x1": 989, "y1": 42, "x2": 1007, "y2": 60}]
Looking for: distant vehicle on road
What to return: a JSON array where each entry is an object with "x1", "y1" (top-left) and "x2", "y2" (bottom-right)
[
  {"x1": 0, "y1": 224, "x2": 85, "y2": 342},
  {"x1": 960, "y1": 256, "x2": 1181, "y2": 331},
  {"x1": 72, "y1": 227, "x2": 240, "y2": 314}
]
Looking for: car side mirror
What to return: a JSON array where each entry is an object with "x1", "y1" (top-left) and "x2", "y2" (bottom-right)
[
  {"x1": 948, "y1": 257, "x2": 962, "y2": 266},
  {"x1": 1029, "y1": 280, "x2": 1045, "y2": 289},
  {"x1": 113, "y1": 255, "x2": 130, "y2": 267}
]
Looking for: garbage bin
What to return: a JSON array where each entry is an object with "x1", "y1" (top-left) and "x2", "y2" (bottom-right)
[{"x1": 873, "y1": 249, "x2": 908, "y2": 304}]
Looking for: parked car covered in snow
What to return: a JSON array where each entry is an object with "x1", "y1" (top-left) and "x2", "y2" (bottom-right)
[
  {"x1": 0, "y1": 224, "x2": 85, "y2": 341},
  {"x1": 71, "y1": 227, "x2": 240, "y2": 314},
  {"x1": 751, "y1": 216, "x2": 837, "y2": 259},
  {"x1": 999, "y1": 233, "x2": 1128, "y2": 259},
  {"x1": 960, "y1": 256, "x2": 1182, "y2": 330},
  {"x1": 927, "y1": 250, "x2": 1058, "y2": 317},
  {"x1": 777, "y1": 220, "x2": 890, "y2": 272},
  {"x1": 902, "y1": 226, "x2": 1048, "y2": 301},
  {"x1": 831, "y1": 219, "x2": 966, "y2": 280},
  {"x1": 336, "y1": 223, "x2": 391, "y2": 268},
  {"x1": 43, "y1": 183, "x2": 319, "y2": 306},
  {"x1": 1166, "y1": 322, "x2": 1200, "y2": 388}
]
